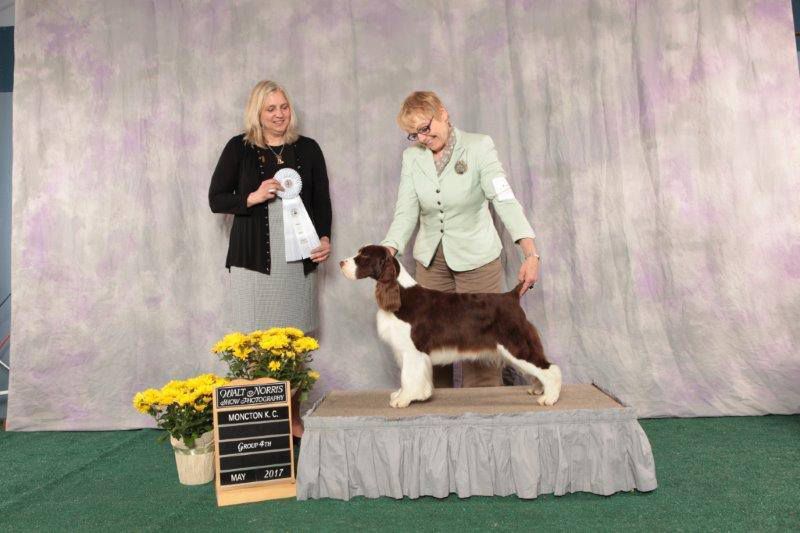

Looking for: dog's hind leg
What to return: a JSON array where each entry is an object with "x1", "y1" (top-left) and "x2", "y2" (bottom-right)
[
  {"x1": 497, "y1": 344, "x2": 562, "y2": 406},
  {"x1": 390, "y1": 350, "x2": 433, "y2": 408}
]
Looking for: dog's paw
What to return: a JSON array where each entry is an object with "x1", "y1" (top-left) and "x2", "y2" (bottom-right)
[
  {"x1": 536, "y1": 387, "x2": 560, "y2": 406},
  {"x1": 534, "y1": 366, "x2": 561, "y2": 406},
  {"x1": 537, "y1": 395, "x2": 555, "y2": 406},
  {"x1": 390, "y1": 389, "x2": 402, "y2": 401},
  {"x1": 414, "y1": 384, "x2": 433, "y2": 402},
  {"x1": 389, "y1": 395, "x2": 412, "y2": 408}
]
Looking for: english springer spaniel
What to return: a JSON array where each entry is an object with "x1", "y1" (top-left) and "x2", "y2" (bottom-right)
[{"x1": 340, "y1": 245, "x2": 562, "y2": 408}]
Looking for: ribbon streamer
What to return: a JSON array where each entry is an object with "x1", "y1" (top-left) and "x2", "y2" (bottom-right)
[{"x1": 274, "y1": 168, "x2": 321, "y2": 261}]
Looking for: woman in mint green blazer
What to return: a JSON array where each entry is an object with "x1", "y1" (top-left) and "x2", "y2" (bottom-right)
[{"x1": 381, "y1": 91, "x2": 541, "y2": 388}]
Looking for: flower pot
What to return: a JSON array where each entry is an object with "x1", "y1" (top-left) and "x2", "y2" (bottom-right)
[{"x1": 170, "y1": 430, "x2": 215, "y2": 485}]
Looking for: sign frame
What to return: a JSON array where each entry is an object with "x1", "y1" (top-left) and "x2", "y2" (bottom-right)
[{"x1": 213, "y1": 377, "x2": 296, "y2": 506}]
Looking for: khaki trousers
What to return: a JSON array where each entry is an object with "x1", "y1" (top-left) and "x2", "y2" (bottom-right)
[{"x1": 414, "y1": 244, "x2": 504, "y2": 388}]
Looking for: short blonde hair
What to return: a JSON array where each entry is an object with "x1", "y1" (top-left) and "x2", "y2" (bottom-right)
[
  {"x1": 397, "y1": 91, "x2": 446, "y2": 131},
  {"x1": 243, "y1": 80, "x2": 299, "y2": 147}
]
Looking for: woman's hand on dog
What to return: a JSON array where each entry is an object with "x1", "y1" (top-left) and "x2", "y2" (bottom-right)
[{"x1": 518, "y1": 256, "x2": 540, "y2": 295}]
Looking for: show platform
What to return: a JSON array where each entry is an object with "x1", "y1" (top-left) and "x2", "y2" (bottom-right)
[{"x1": 296, "y1": 384, "x2": 657, "y2": 500}]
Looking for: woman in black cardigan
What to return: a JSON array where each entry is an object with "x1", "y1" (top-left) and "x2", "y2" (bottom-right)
[{"x1": 209, "y1": 80, "x2": 332, "y2": 336}]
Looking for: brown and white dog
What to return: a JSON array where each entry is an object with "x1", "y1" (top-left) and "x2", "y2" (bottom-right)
[{"x1": 340, "y1": 245, "x2": 561, "y2": 408}]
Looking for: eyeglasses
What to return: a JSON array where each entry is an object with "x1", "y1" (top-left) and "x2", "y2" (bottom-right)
[{"x1": 407, "y1": 116, "x2": 434, "y2": 141}]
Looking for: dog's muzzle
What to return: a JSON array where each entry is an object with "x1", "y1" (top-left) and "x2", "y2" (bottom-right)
[{"x1": 340, "y1": 257, "x2": 358, "y2": 280}]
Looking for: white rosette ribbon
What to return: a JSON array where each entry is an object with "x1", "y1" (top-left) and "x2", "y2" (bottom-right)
[{"x1": 274, "y1": 168, "x2": 321, "y2": 261}]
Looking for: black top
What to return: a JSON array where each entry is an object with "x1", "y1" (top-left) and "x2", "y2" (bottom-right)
[{"x1": 209, "y1": 134, "x2": 332, "y2": 275}]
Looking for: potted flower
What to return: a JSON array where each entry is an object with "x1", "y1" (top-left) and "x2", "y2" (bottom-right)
[
  {"x1": 133, "y1": 373, "x2": 229, "y2": 485},
  {"x1": 211, "y1": 327, "x2": 321, "y2": 438}
]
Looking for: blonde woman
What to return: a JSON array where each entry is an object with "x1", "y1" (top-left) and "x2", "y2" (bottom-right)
[
  {"x1": 209, "y1": 80, "x2": 332, "y2": 337},
  {"x1": 382, "y1": 91, "x2": 539, "y2": 388}
]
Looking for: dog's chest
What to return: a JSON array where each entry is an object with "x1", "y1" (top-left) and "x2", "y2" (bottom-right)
[{"x1": 376, "y1": 310, "x2": 416, "y2": 361}]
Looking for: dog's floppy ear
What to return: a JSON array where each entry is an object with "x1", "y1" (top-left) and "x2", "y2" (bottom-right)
[
  {"x1": 376, "y1": 282, "x2": 401, "y2": 312},
  {"x1": 378, "y1": 256, "x2": 399, "y2": 283},
  {"x1": 375, "y1": 256, "x2": 401, "y2": 312}
]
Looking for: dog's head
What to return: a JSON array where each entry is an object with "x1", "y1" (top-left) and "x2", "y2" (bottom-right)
[{"x1": 340, "y1": 245, "x2": 401, "y2": 311}]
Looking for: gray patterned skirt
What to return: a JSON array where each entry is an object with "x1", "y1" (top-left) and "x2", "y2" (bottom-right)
[{"x1": 227, "y1": 197, "x2": 318, "y2": 333}]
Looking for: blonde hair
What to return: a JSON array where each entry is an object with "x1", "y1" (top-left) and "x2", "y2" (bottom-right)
[
  {"x1": 243, "y1": 80, "x2": 299, "y2": 147},
  {"x1": 397, "y1": 91, "x2": 446, "y2": 131}
]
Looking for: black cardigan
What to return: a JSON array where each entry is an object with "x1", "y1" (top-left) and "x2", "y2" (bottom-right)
[{"x1": 208, "y1": 134, "x2": 332, "y2": 275}]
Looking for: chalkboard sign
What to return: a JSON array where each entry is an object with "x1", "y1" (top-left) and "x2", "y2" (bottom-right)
[{"x1": 213, "y1": 378, "x2": 296, "y2": 505}]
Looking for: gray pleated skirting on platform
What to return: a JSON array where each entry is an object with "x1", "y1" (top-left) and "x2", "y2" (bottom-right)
[{"x1": 228, "y1": 197, "x2": 318, "y2": 333}]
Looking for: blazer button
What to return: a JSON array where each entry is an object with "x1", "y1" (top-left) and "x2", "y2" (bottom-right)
[
  {"x1": 440, "y1": 229, "x2": 444, "y2": 233},
  {"x1": 436, "y1": 189, "x2": 440, "y2": 193}
]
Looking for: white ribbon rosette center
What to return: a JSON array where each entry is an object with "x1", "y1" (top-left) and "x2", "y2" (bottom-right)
[{"x1": 274, "y1": 168, "x2": 321, "y2": 262}]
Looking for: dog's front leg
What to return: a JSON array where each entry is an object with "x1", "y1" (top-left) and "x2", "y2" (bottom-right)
[
  {"x1": 389, "y1": 350, "x2": 433, "y2": 408},
  {"x1": 389, "y1": 349, "x2": 405, "y2": 402}
]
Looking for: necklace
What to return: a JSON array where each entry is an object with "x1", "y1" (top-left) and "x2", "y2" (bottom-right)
[{"x1": 266, "y1": 142, "x2": 285, "y2": 165}]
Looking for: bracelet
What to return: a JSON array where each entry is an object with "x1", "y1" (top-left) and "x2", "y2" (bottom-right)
[{"x1": 525, "y1": 253, "x2": 540, "y2": 261}]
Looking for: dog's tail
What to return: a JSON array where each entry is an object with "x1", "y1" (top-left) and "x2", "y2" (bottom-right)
[
  {"x1": 509, "y1": 282, "x2": 525, "y2": 298},
  {"x1": 509, "y1": 281, "x2": 538, "y2": 298}
]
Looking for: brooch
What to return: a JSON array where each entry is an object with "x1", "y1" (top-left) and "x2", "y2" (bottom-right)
[{"x1": 455, "y1": 160, "x2": 467, "y2": 174}]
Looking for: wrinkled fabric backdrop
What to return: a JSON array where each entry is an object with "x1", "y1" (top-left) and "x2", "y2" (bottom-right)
[{"x1": 8, "y1": 0, "x2": 800, "y2": 429}]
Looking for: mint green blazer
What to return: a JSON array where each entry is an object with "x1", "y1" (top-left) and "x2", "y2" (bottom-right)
[{"x1": 381, "y1": 128, "x2": 535, "y2": 272}]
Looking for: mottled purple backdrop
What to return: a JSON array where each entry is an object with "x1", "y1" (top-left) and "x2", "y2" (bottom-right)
[{"x1": 8, "y1": 0, "x2": 800, "y2": 429}]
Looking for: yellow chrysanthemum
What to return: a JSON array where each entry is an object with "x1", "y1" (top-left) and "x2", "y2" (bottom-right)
[
  {"x1": 232, "y1": 345, "x2": 254, "y2": 360},
  {"x1": 133, "y1": 388, "x2": 159, "y2": 414},
  {"x1": 224, "y1": 332, "x2": 247, "y2": 344},
  {"x1": 308, "y1": 370, "x2": 320, "y2": 381},
  {"x1": 181, "y1": 391, "x2": 200, "y2": 406},
  {"x1": 158, "y1": 386, "x2": 180, "y2": 406},
  {"x1": 146, "y1": 389, "x2": 162, "y2": 407},
  {"x1": 282, "y1": 327, "x2": 305, "y2": 338},
  {"x1": 259, "y1": 333, "x2": 290, "y2": 352},
  {"x1": 292, "y1": 337, "x2": 320, "y2": 353},
  {"x1": 211, "y1": 332, "x2": 248, "y2": 354},
  {"x1": 268, "y1": 360, "x2": 281, "y2": 372},
  {"x1": 133, "y1": 374, "x2": 228, "y2": 412},
  {"x1": 132, "y1": 395, "x2": 146, "y2": 413}
]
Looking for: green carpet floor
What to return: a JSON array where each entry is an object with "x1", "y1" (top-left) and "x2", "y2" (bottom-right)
[{"x1": 1, "y1": 416, "x2": 798, "y2": 532}]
